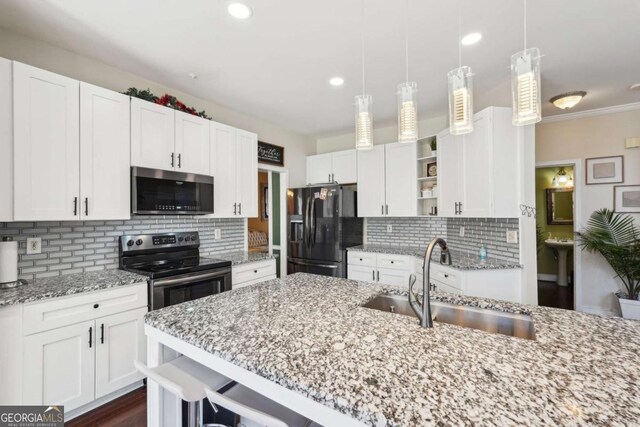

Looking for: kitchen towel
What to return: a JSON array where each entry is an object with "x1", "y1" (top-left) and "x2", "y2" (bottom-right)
[{"x1": 0, "y1": 238, "x2": 18, "y2": 283}]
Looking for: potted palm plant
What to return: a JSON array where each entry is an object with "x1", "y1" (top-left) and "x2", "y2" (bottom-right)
[{"x1": 577, "y1": 209, "x2": 640, "y2": 320}]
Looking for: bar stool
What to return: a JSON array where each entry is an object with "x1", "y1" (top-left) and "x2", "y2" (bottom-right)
[{"x1": 135, "y1": 357, "x2": 311, "y2": 427}]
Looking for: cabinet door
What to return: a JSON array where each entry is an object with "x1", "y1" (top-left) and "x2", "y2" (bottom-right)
[
  {"x1": 384, "y1": 142, "x2": 417, "y2": 217},
  {"x1": 130, "y1": 97, "x2": 175, "y2": 171},
  {"x1": 236, "y1": 129, "x2": 258, "y2": 217},
  {"x1": 95, "y1": 308, "x2": 146, "y2": 399},
  {"x1": 356, "y1": 145, "x2": 386, "y2": 217},
  {"x1": 348, "y1": 265, "x2": 376, "y2": 283},
  {"x1": 377, "y1": 267, "x2": 412, "y2": 288},
  {"x1": 306, "y1": 153, "x2": 332, "y2": 185},
  {"x1": 461, "y1": 111, "x2": 492, "y2": 217},
  {"x1": 437, "y1": 130, "x2": 463, "y2": 217},
  {"x1": 13, "y1": 62, "x2": 80, "y2": 220},
  {"x1": 210, "y1": 122, "x2": 237, "y2": 217},
  {"x1": 0, "y1": 57, "x2": 12, "y2": 222},
  {"x1": 331, "y1": 150, "x2": 357, "y2": 184},
  {"x1": 175, "y1": 111, "x2": 210, "y2": 175},
  {"x1": 80, "y1": 83, "x2": 131, "y2": 220},
  {"x1": 23, "y1": 320, "x2": 95, "y2": 411}
]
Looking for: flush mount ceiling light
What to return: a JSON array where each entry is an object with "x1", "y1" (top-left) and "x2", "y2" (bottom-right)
[
  {"x1": 355, "y1": 0, "x2": 373, "y2": 150},
  {"x1": 552, "y1": 167, "x2": 573, "y2": 187},
  {"x1": 549, "y1": 91, "x2": 587, "y2": 110},
  {"x1": 329, "y1": 77, "x2": 345, "y2": 87},
  {"x1": 461, "y1": 32, "x2": 482, "y2": 46},
  {"x1": 227, "y1": 2, "x2": 252, "y2": 19}
]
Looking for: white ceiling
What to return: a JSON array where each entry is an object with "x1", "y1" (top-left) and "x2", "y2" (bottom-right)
[{"x1": 0, "y1": 0, "x2": 639, "y2": 136}]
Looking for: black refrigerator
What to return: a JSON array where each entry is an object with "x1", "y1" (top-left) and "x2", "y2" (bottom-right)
[{"x1": 287, "y1": 184, "x2": 363, "y2": 277}]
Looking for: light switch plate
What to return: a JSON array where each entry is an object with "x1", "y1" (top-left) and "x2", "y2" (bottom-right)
[
  {"x1": 459, "y1": 226, "x2": 465, "y2": 237},
  {"x1": 386, "y1": 225, "x2": 393, "y2": 233},
  {"x1": 26, "y1": 237, "x2": 42, "y2": 254},
  {"x1": 506, "y1": 230, "x2": 518, "y2": 244},
  {"x1": 214, "y1": 229, "x2": 221, "y2": 240}
]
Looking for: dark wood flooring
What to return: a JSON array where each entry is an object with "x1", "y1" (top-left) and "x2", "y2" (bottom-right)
[
  {"x1": 66, "y1": 386, "x2": 146, "y2": 427},
  {"x1": 538, "y1": 280, "x2": 574, "y2": 310}
]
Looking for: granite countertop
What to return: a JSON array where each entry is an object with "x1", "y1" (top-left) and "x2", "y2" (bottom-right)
[
  {"x1": 212, "y1": 251, "x2": 276, "y2": 266},
  {"x1": 145, "y1": 273, "x2": 640, "y2": 426},
  {"x1": 349, "y1": 244, "x2": 522, "y2": 270},
  {"x1": 0, "y1": 270, "x2": 148, "y2": 308}
]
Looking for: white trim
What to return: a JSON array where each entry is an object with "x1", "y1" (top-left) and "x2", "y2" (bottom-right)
[
  {"x1": 535, "y1": 159, "x2": 583, "y2": 312},
  {"x1": 541, "y1": 102, "x2": 640, "y2": 124},
  {"x1": 65, "y1": 381, "x2": 144, "y2": 421}
]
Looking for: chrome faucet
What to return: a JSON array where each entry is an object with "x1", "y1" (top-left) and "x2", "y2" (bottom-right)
[{"x1": 409, "y1": 237, "x2": 452, "y2": 328}]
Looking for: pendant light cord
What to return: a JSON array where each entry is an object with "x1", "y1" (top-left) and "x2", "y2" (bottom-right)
[
  {"x1": 523, "y1": 0, "x2": 527, "y2": 51},
  {"x1": 405, "y1": 0, "x2": 409, "y2": 82},
  {"x1": 361, "y1": 0, "x2": 365, "y2": 95},
  {"x1": 458, "y1": 0, "x2": 462, "y2": 68}
]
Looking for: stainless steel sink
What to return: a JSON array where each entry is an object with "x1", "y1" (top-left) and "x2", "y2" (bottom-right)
[{"x1": 362, "y1": 294, "x2": 536, "y2": 340}]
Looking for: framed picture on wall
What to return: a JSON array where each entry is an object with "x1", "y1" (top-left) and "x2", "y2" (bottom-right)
[
  {"x1": 585, "y1": 156, "x2": 624, "y2": 185},
  {"x1": 614, "y1": 185, "x2": 640, "y2": 213}
]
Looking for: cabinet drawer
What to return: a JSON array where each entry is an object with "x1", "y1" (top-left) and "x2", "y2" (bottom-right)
[
  {"x1": 347, "y1": 265, "x2": 376, "y2": 283},
  {"x1": 348, "y1": 251, "x2": 377, "y2": 267},
  {"x1": 232, "y1": 260, "x2": 276, "y2": 286},
  {"x1": 23, "y1": 283, "x2": 147, "y2": 336},
  {"x1": 429, "y1": 263, "x2": 461, "y2": 290},
  {"x1": 377, "y1": 254, "x2": 412, "y2": 270},
  {"x1": 431, "y1": 280, "x2": 461, "y2": 295}
]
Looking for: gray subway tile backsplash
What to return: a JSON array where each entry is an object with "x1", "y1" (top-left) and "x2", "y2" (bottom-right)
[{"x1": 0, "y1": 216, "x2": 245, "y2": 280}]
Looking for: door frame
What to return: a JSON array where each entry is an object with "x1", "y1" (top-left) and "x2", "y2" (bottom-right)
[
  {"x1": 255, "y1": 164, "x2": 289, "y2": 277},
  {"x1": 535, "y1": 159, "x2": 583, "y2": 311}
]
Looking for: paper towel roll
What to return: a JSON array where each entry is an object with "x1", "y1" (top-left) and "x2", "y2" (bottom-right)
[{"x1": 0, "y1": 239, "x2": 18, "y2": 284}]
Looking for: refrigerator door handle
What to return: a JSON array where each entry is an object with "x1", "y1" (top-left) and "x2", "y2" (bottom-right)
[
  {"x1": 289, "y1": 259, "x2": 339, "y2": 269},
  {"x1": 311, "y1": 197, "x2": 317, "y2": 247},
  {"x1": 304, "y1": 197, "x2": 311, "y2": 248}
]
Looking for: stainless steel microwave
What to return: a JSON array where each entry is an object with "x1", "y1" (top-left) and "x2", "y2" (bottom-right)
[{"x1": 131, "y1": 167, "x2": 214, "y2": 215}]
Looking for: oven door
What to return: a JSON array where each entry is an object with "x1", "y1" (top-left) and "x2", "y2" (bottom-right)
[{"x1": 150, "y1": 268, "x2": 231, "y2": 310}]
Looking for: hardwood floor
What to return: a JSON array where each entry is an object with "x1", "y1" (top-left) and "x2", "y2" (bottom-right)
[
  {"x1": 538, "y1": 280, "x2": 574, "y2": 310},
  {"x1": 66, "y1": 387, "x2": 146, "y2": 427}
]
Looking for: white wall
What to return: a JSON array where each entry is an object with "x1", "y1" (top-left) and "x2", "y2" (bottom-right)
[
  {"x1": 536, "y1": 109, "x2": 640, "y2": 315},
  {"x1": 316, "y1": 116, "x2": 447, "y2": 153},
  {"x1": 0, "y1": 27, "x2": 315, "y2": 187}
]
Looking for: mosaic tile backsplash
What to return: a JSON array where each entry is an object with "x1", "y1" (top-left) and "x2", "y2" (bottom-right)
[
  {"x1": 366, "y1": 217, "x2": 520, "y2": 262},
  {"x1": 0, "y1": 216, "x2": 245, "y2": 281}
]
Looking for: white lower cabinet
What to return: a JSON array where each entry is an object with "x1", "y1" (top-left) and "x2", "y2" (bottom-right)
[
  {"x1": 232, "y1": 259, "x2": 277, "y2": 289},
  {"x1": 347, "y1": 251, "x2": 413, "y2": 288},
  {"x1": 16, "y1": 284, "x2": 148, "y2": 413}
]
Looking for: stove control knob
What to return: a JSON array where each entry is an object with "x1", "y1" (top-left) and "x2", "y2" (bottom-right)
[
  {"x1": 135, "y1": 239, "x2": 143, "y2": 246},
  {"x1": 191, "y1": 234, "x2": 198, "y2": 241},
  {"x1": 126, "y1": 240, "x2": 134, "y2": 247},
  {"x1": 178, "y1": 236, "x2": 184, "y2": 242},
  {"x1": 184, "y1": 236, "x2": 191, "y2": 242}
]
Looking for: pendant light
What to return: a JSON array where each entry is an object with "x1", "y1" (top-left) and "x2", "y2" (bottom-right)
[
  {"x1": 397, "y1": 0, "x2": 418, "y2": 143},
  {"x1": 511, "y1": 0, "x2": 541, "y2": 126},
  {"x1": 355, "y1": 0, "x2": 373, "y2": 150},
  {"x1": 448, "y1": 3, "x2": 474, "y2": 135}
]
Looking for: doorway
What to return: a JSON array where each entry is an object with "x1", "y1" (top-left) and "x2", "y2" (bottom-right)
[{"x1": 534, "y1": 161, "x2": 581, "y2": 310}]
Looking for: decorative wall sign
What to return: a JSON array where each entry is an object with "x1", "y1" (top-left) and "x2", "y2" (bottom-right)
[
  {"x1": 258, "y1": 141, "x2": 285, "y2": 166},
  {"x1": 614, "y1": 185, "x2": 640, "y2": 213},
  {"x1": 585, "y1": 156, "x2": 624, "y2": 185}
]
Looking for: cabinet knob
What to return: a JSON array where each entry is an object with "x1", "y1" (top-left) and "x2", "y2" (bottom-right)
[
  {"x1": 359, "y1": 258, "x2": 363, "y2": 261},
  {"x1": 93, "y1": 303, "x2": 99, "y2": 309},
  {"x1": 444, "y1": 274, "x2": 449, "y2": 278},
  {"x1": 254, "y1": 270, "x2": 258, "y2": 273},
  {"x1": 390, "y1": 261, "x2": 394, "y2": 264}
]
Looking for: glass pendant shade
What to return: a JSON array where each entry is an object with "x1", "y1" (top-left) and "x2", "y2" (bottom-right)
[
  {"x1": 397, "y1": 82, "x2": 418, "y2": 143},
  {"x1": 355, "y1": 94, "x2": 373, "y2": 150},
  {"x1": 511, "y1": 47, "x2": 541, "y2": 126},
  {"x1": 447, "y1": 66, "x2": 474, "y2": 135}
]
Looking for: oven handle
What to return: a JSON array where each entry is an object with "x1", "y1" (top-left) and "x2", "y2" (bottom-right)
[{"x1": 152, "y1": 270, "x2": 231, "y2": 287}]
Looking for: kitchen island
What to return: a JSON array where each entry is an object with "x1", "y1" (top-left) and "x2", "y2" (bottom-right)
[{"x1": 144, "y1": 273, "x2": 640, "y2": 426}]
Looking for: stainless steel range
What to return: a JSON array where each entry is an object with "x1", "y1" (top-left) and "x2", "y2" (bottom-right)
[{"x1": 118, "y1": 232, "x2": 231, "y2": 310}]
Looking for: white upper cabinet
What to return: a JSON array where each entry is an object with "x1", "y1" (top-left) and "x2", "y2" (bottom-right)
[
  {"x1": 80, "y1": 83, "x2": 131, "y2": 220},
  {"x1": 0, "y1": 57, "x2": 12, "y2": 222},
  {"x1": 13, "y1": 62, "x2": 80, "y2": 221},
  {"x1": 384, "y1": 142, "x2": 417, "y2": 217},
  {"x1": 175, "y1": 110, "x2": 210, "y2": 175},
  {"x1": 210, "y1": 122, "x2": 258, "y2": 218},
  {"x1": 438, "y1": 107, "x2": 520, "y2": 218},
  {"x1": 306, "y1": 149, "x2": 357, "y2": 185},
  {"x1": 130, "y1": 97, "x2": 175, "y2": 172},
  {"x1": 357, "y1": 145, "x2": 386, "y2": 217}
]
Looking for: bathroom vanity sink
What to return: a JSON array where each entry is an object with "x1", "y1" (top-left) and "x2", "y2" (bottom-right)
[{"x1": 545, "y1": 239, "x2": 574, "y2": 286}]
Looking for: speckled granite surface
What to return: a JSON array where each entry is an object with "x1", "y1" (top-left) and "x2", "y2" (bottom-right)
[
  {"x1": 213, "y1": 251, "x2": 276, "y2": 266},
  {"x1": 0, "y1": 270, "x2": 148, "y2": 307},
  {"x1": 145, "y1": 273, "x2": 640, "y2": 427},
  {"x1": 349, "y1": 244, "x2": 522, "y2": 270}
]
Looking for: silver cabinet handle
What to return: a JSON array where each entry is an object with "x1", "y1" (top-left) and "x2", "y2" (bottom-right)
[
  {"x1": 239, "y1": 202, "x2": 242, "y2": 215},
  {"x1": 381, "y1": 205, "x2": 384, "y2": 215},
  {"x1": 171, "y1": 152, "x2": 175, "y2": 167},
  {"x1": 84, "y1": 197, "x2": 89, "y2": 216},
  {"x1": 376, "y1": 270, "x2": 380, "y2": 281},
  {"x1": 233, "y1": 203, "x2": 237, "y2": 215},
  {"x1": 385, "y1": 204, "x2": 389, "y2": 215},
  {"x1": 73, "y1": 197, "x2": 78, "y2": 216},
  {"x1": 372, "y1": 270, "x2": 375, "y2": 281},
  {"x1": 177, "y1": 153, "x2": 182, "y2": 168},
  {"x1": 328, "y1": 173, "x2": 331, "y2": 182},
  {"x1": 458, "y1": 202, "x2": 462, "y2": 215}
]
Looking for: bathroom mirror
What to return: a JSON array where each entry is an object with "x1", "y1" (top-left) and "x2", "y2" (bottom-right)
[{"x1": 546, "y1": 188, "x2": 574, "y2": 225}]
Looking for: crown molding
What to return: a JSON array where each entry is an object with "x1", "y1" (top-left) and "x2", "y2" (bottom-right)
[{"x1": 541, "y1": 102, "x2": 640, "y2": 124}]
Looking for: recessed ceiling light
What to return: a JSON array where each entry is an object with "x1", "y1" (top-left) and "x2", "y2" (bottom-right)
[
  {"x1": 460, "y1": 32, "x2": 482, "y2": 46},
  {"x1": 550, "y1": 91, "x2": 587, "y2": 110},
  {"x1": 329, "y1": 77, "x2": 345, "y2": 87},
  {"x1": 227, "y1": 2, "x2": 252, "y2": 20},
  {"x1": 187, "y1": 73, "x2": 198, "y2": 80}
]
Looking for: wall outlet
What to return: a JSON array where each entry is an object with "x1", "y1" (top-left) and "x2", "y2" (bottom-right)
[
  {"x1": 386, "y1": 224, "x2": 393, "y2": 233},
  {"x1": 506, "y1": 230, "x2": 518, "y2": 244},
  {"x1": 459, "y1": 226, "x2": 465, "y2": 237},
  {"x1": 26, "y1": 237, "x2": 42, "y2": 254},
  {"x1": 214, "y1": 229, "x2": 221, "y2": 240}
]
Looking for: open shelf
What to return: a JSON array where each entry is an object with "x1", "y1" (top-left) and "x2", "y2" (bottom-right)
[{"x1": 417, "y1": 155, "x2": 437, "y2": 162}]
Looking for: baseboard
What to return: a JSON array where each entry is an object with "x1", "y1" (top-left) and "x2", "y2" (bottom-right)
[{"x1": 65, "y1": 381, "x2": 145, "y2": 421}]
